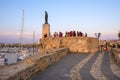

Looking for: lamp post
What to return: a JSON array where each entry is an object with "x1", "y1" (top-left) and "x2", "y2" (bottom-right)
[
  {"x1": 118, "y1": 30, "x2": 120, "y2": 40},
  {"x1": 95, "y1": 33, "x2": 101, "y2": 52}
]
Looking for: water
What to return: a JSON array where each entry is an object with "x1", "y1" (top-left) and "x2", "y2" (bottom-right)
[{"x1": 0, "y1": 47, "x2": 39, "y2": 66}]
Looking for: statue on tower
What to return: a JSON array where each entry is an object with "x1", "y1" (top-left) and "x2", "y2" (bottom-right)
[{"x1": 45, "y1": 11, "x2": 48, "y2": 24}]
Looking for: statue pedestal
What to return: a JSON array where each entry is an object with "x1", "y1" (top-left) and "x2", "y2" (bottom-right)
[{"x1": 42, "y1": 24, "x2": 50, "y2": 38}]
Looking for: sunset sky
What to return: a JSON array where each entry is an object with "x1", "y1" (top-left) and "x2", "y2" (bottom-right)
[{"x1": 0, "y1": 0, "x2": 120, "y2": 43}]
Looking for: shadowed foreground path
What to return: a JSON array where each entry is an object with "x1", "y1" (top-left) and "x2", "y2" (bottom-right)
[
  {"x1": 31, "y1": 52, "x2": 120, "y2": 80},
  {"x1": 31, "y1": 54, "x2": 88, "y2": 80}
]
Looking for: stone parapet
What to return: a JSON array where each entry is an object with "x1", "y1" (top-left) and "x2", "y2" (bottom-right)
[
  {"x1": 0, "y1": 48, "x2": 68, "y2": 80},
  {"x1": 40, "y1": 37, "x2": 98, "y2": 53},
  {"x1": 111, "y1": 48, "x2": 120, "y2": 65}
]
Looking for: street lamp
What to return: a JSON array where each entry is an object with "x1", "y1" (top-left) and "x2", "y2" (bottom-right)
[
  {"x1": 95, "y1": 33, "x2": 101, "y2": 52},
  {"x1": 118, "y1": 30, "x2": 120, "y2": 40}
]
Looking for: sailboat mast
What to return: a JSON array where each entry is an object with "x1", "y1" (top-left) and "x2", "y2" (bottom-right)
[
  {"x1": 33, "y1": 30, "x2": 35, "y2": 54},
  {"x1": 33, "y1": 30, "x2": 35, "y2": 43},
  {"x1": 20, "y1": 9, "x2": 24, "y2": 48}
]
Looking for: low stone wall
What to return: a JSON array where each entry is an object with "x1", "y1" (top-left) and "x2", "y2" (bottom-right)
[
  {"x1": 111, "y1": 48, "x2": 120, "y2": 65},
  {"x1": 40, "y1": 37, "x2": 98, "y2": 53},
  {"x1": 0, "y1": 48, "x2": 68, "y2": 80}
]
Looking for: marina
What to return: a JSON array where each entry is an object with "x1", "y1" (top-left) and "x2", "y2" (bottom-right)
[{"x1": 0, "y1": 46, "x2": 39, "y2": 66}]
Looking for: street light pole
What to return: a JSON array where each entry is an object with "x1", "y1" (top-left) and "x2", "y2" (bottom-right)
[
  {"x1": 118, "y1": 30, "x2": 120, "y2": 40},
  {"x1": 95, "y1": 33, "x2": 101, "y2": 52}
]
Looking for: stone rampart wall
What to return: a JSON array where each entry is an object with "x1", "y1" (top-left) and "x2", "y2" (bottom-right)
[
  {"x1": 112, "y1": 48, "x2": 120, "y2": 65},
  {"x1": 0, "y1": 48, "x2": 68, "y2": 80},
  {"x1": 40, "y1": 37, "x2": 98, "y2": 53}
]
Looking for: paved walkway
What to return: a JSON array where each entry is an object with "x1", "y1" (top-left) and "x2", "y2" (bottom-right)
[
  {"x1": 31, "y1": 51, "x2": 120, "y2": 80},
  {"x1": 101, "y1": 51, "x2": 120, "y2": 80},
  {"x1": 80, "y1": 52, "x2": 99, "y2": 80}
]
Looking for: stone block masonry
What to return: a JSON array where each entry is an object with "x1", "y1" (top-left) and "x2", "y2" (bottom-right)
[
  {"x1": 40, "y1": 37, "x2": 98, "y2": 53},
  {"x1": 42, "y1": 24, "x2": 50, "y2": 38},
  {"x1": 0, "y1": 48, "x2": 68, "y2": 80},
  {"x1": 111, "y1": 48, "x2": 120, "y2": 66}
]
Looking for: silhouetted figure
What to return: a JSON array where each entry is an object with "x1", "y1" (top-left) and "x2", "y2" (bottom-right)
[
  {"x1": 44, "y1": 33, "x2": 47, "y2": 38},
  {"x1": 77, "y1": 31, "x2": 83, "y2": 36},
  {"x1": 100, "y1": 45, "x2": 103, "y2": 53},
  {"x1": 112, "y1": 44, "x2": 115, "y2": 48},
  {"x1": 73, "y1": 31, "x2": 76, "y2": 36},
  {"x1": 45, "y1": 11, "x2": 48, "y2": 24},
  {"x1": 59, "y1": 32, "x2": 63, "y2": 37},
  {"x1": 85, "y1": 33, "x2": 87, "y2": 37}
]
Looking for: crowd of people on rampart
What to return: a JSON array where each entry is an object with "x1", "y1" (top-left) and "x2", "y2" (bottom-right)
[
  {"x1": 53, "y1": 32, "x2": 63, "y2": 37},
  {"x1": 44, "y1": 31, "x2": 87, "y2": 38},
  {"x1": 64, "y1": 31, "x2": 87, "y2": 37}
]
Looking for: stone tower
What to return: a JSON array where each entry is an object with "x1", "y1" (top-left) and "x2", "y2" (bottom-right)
[{"x1": 42, "y1": 24, "x2": 50, "y2": 38}]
